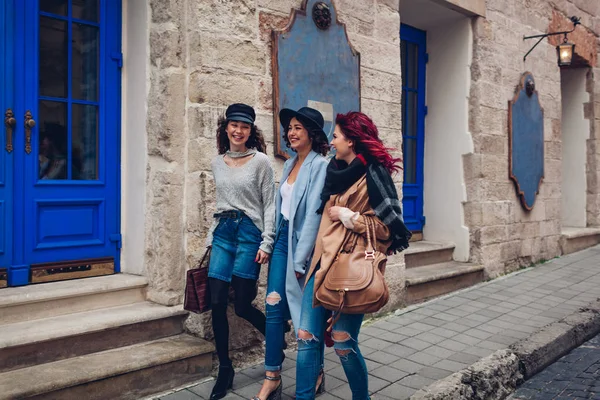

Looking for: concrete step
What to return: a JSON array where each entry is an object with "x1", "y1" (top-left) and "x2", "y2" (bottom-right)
[
  {"x1": 404, "y1": 241, "x2": 455, "y2": 268},
  {"x1": 0, "y1": 334, "x2": 214, "y2": 400},
  {"x1": 561, "y1": 227, "x2": 600, "y2": 255},
  {"x1": 405, "y1": 261, "x2": 484, "y2": 304},
  {"x1": 0, "y1": 302, "x2": 188, "y2": 373},
  {"x1": 0, "y1": 274, "x2": 148, "y2": 324}
]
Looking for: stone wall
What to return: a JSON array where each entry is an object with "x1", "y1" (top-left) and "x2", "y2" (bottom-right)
[
  {"x1": 144, "y1": 0, "x2": 405, "y2": 355},
  {"x1": 466, "y1": 0, "x2": 600, "y2": 277}
]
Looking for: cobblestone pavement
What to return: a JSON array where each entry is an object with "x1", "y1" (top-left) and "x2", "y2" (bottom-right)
[
  {"x1": 154, "y1": 246, "x2": 600, "y2": 400},
  {"x1": 508, "y1": 333, "x2": 600, "y2": 400}
]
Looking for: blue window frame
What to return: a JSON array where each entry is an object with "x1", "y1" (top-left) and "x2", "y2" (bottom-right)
[{"x1": 400, "y1": 24, "x2": 426, "y2": 232}]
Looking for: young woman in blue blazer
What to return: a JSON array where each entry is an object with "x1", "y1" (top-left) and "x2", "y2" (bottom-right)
[{"x1": 252, "y1": 107, "x2": 329, "y2": 400}]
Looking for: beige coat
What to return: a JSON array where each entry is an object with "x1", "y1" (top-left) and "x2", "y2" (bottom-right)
[{"x1": 307, "y1": 175, "x2": 392, "y2": 307}]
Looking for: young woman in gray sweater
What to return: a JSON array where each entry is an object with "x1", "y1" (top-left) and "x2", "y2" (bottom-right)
[{"x1": 205, "y1": 103, "x2": 276, "y2": 400}]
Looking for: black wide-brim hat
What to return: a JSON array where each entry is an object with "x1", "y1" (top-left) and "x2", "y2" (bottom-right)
[{"x1": 279, "y1": 106, "x2": 328, "y2": 143}]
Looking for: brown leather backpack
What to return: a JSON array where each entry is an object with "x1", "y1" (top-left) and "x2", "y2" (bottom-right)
[{"x1": 315, "y1": 217, "x2": 389, "y2": 330}]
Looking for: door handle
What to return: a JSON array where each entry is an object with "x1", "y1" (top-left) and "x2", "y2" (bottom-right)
[
  {"x1": 4, "y1": 109, "x2": 16, "y2": 153},
  {"x1": 24, "y1": 110, "x2": 35, "y2": 154}
]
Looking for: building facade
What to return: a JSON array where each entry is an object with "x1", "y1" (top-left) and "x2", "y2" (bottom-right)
[{"x1": 1, "y1": 0, "x2": 600, "y2": 395}]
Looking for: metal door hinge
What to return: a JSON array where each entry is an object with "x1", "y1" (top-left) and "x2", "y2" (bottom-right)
[
  {"x1": 424, "y1": 106, "x2": 428, "y2": 116},
  {"x1": 425, "y1": 53, "x2": 429, "y2": 63},
  {"x1": 110, "y1": 52, "x2": 123, "y2": 68},
  {"x1": 110, "y1": 234, "x2": 122, "y2": 249},
  {"x1": 420, "y1": 216, "x2": 426, "y2": 226}
]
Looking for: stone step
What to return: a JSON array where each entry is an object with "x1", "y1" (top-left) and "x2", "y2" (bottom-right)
[
  {"x1": 0, "y1": 274, "x2": 148, "y2": 325},
  {"x1": 405, "y1": 261, "x2": 484, "y2": 304},
  {"x1": 560, "y1": 227, "x2": 600, "y2": 255},
  {"x1": 404, "y1": 241, "x2": 455, "y2": 268},
  {"x1": 0, "y1": 334, "x2": 214, "y2": 400},
  {"x1": 0, "y1": 302, "x2": 188, "y2": 373}
]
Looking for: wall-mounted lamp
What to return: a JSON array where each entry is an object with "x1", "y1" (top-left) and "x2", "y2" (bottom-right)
[{"x1": 523, "y1": 16, "x2": 580, "y2": 66}]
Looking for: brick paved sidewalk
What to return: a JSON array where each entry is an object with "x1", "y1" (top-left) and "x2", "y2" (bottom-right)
[
  {"x1": 508, "y1": 333, "x2": 600, "y2": 399},
  {"x1": 154, "y1": 245, "x2": 600, "y2": 400}
]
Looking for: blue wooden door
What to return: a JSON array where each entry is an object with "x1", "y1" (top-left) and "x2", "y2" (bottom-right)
[
  {"x1": 4, "y1": 0, "x2": 121, "y2": 286},
  {"x1": 400, "y1": 24, "x2": 426, "y2": 232},
  {"x1": 0, "y1": 1, "x2": 16, "y2": 281}
]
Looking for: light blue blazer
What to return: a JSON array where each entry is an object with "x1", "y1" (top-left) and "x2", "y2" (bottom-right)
[{"x1": 275, "y1": 150, "x2": 328, "y2": 331}]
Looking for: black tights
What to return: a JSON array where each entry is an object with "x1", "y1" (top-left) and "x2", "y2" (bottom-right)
[{"x1": 209, "y1": 276, "x2": 266, "y2": 366}]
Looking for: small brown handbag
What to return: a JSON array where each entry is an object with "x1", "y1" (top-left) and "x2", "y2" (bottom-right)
[
  {"x1": 184, "y1": 248, "x2": 212, "y2": 314},
  {"x1": 315, "y1": 217, "x2": 389, "y2": 329}
]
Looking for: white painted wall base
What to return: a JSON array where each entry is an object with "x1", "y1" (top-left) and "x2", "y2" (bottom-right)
[
  {"x1": 120, "y1": 0, "x2": 148, "y2": 275},
  {"x1": 422, "y1": 18, "x2": 473, "y2": 262},
  {"x1": 560, "y1": 69, "x2": 590, "y2": 228}
]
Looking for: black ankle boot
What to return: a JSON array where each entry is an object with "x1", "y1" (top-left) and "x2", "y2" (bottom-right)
[{"x1": 210, "y1": 365, "x2": 235, "y2": 400}]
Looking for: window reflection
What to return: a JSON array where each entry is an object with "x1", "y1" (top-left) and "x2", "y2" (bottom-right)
[{"x1": 39, "y1": 101, "x2": 68, "y2": 180}]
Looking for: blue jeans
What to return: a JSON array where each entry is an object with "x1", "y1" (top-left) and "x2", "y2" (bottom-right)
[
  {"x1": 264, "y1": 218, "x2": 290, "y2": 371},
  {"x1": 208, "y1": 211, "x2": 262, "y2": 282},
  {"x1": 296, "y1": 274, "x2": 369, "y2": 400}
]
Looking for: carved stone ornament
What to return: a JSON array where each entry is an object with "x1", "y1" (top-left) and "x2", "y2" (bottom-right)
[
  {"x1": 272, "y1": 0, "x2": 360, "y2": 159},
  {"x1": 312, "y1": 2, "x2": 332, "y2": 30},
  {"x1": 508, "y1": 72, "x2": 545, "y2": 211}
]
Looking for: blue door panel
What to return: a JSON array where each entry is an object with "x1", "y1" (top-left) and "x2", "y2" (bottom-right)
[
  {"x1": 400, "y1": 24, "x2": 426, "y2": 232},
  {"x1": 3, "y1": 0, "x2": 121, "y2": 286},
  {"x1": 0, "y1": 0, "x2": 15, "y2": 272}
]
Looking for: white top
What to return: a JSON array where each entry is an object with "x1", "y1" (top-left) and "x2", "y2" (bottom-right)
[{"x1": 280, "y1": 179, "x2": 294, "y2": 221}]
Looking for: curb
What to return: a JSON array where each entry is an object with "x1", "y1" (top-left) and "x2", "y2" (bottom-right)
[{"x1": 410, "y1": 298, "x2": 600, "y2": 400}]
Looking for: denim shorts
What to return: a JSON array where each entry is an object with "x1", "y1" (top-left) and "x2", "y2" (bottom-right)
[{"x1": 208, "y1": 211, "x2": 263, "y2": 282}]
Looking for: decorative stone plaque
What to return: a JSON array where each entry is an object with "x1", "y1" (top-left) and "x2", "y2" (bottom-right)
[
  {"x1": 272, "y1": 0, "x2": 360, "y2": 159},
  {"x1": 508, "y1": 72, "x2": 545, "y2": 211}
]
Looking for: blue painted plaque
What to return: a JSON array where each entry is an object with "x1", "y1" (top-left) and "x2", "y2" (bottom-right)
[
  {"x1": 509, "y1": 72, "x2": 545, "y2": 210},
  {"x1": 272, "y1": 0, "x2": 361, "y2": 159}
]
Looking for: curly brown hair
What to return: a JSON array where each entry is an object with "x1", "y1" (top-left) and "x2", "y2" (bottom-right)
[
  {"x1": 216, "y1": 116, "x2": 267, "y2": 154},
  {"x1": 282, "y1": 122, "x2": 329, "y2": 156}
]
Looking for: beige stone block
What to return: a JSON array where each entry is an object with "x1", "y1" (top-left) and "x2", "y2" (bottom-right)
[
  {"x1": 471, "y1": 81, "x2": 510, "y2": 111},
  {"x1": 500, "y1": 240, "x2": 520, "y2": 261},
  {"x1": 374, "y1": 2, "x2": 400, "y2": 44},
  {"x1": 544, "y1": 159, "x2": 562, "y2": 183},
  {"x1": 545, "y1": 141, "x2": 561, "y2": 160},
  {"x1": 188, "y1": 0, "x2": 257, "y2": 38},
  {"x1": 151, "y1": 0, "x2": 184, "y2": 24},
  {"x1": 189, "y1": 71, "x2": 257, "y2": 106},
  {"x1": 349, "y1": 35, "x2": 400, "y2": 75},
  {"x1": 463, "y1": 153, "x2": 483, "y2": 181},
  {"x1": 378, "y1": 0, "x2": 399, "y2": 11},
  {"x1": 481, "y1": 201, "x2": 511, "y2": 225},
  {"x1": 336, "y1": 13, "x2": 375, "y2": 37},
  {"x1": 188, "y1": 105, "x2": 225, "y2": 141},
  {"x1": 481, "y1": 154, "x2": 508, "y2": 181},
  {"x1": 481, "y1": 181, "x2": 514, "y2": 202},
  {"x1": 188, "y1": 137, "x2": 218, "y2": 173},
  {"x1": 520, "y1": 237, "x2": 534, "y2": 257},
  {"x1": 150, "y1": 28, "x2": 184, "y2": 68},
  {"x1": 540, "y1": 219, "x2": 560, "y2": 237},
  {"x1": 147, "y1": 71, "x2": 187, "y2": 163},
  {"x1": 481, "y1": 243, "x2": 501, "y2": 265},
  {"x1": 145, "y1": 168, "x2": 186, "y2": 306},
  {"x1": 539, "y1": 182, "x2": 561, "y2": 199},
  {"x1": 198, "y1": 35, "x2": 267, "y2": 75},
  {"x1": 479, "y1": 135, "x2": 507, "y2": 155},
  {"x1": 361, "y1": 98, "x2": 402, "y2": 129},
  {"x1": 336, "y1": 0, "x2": 376, "y2": 23},
  {"x1": 463, "y1": 201, "x2": 483, "y2": 227},
  {"x1": 254, "y1": 113, "x2": 276, "y2": 146},
  {"x1": 544, "y1": 198, "x2": 561, "y2": 221},
  {"x1": 362, "y1": 68, "x2": 402, "y2": 103},
  {"x1": 480, "y1": 225, "x2": 508, "y2": 245},
  {"x1": 257, "y1": 0, "x2": 299, "y2": 14}
]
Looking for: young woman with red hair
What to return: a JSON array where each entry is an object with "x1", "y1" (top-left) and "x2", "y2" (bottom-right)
[{"x1": 294, "y1": 112, "x2": 411, "y2": 400}]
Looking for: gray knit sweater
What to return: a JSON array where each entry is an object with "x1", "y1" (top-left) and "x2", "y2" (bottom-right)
[{"x1": 205, "y1": 152, "x2": 276, "y2": 254}]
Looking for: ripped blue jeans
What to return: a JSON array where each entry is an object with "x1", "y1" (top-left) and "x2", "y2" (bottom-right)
[{"x1": 296, "y1": 274, "x2": 368, "y2": 400}]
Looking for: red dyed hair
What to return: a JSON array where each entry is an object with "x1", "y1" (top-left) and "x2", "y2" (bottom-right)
[{"x1": 335, "y1": 112, "x2": 402, "y2": 174}]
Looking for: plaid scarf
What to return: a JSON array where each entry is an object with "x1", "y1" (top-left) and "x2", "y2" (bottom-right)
[{"x1": 317, "y1": 157, "x2": 412, "y2": 253}]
